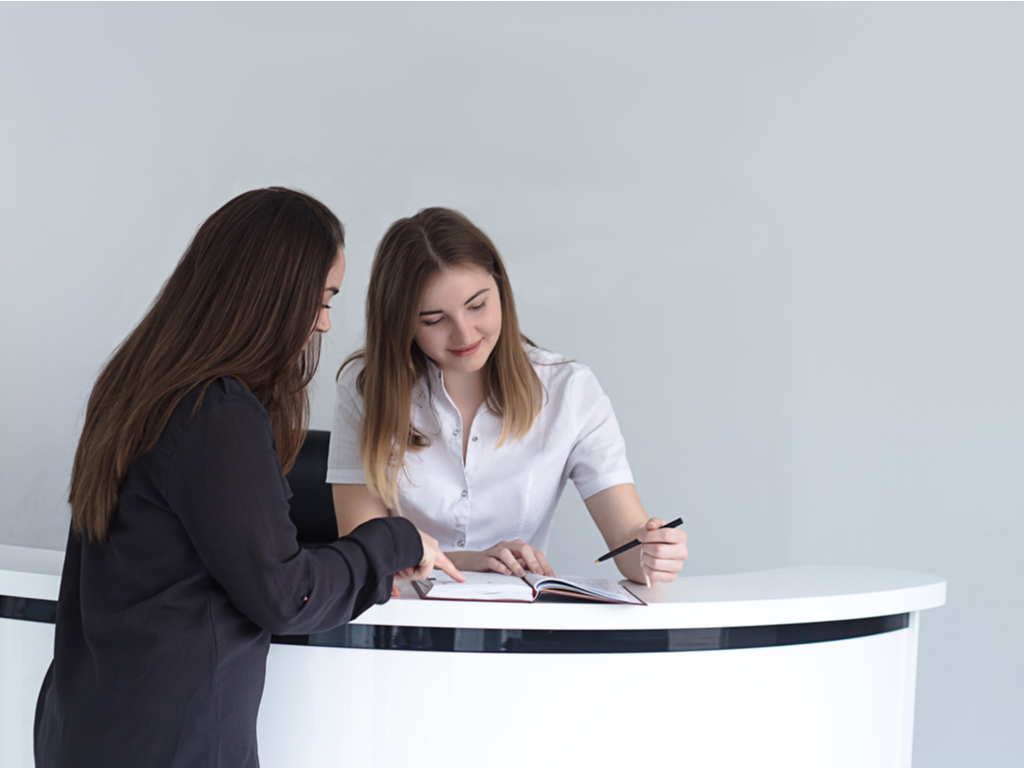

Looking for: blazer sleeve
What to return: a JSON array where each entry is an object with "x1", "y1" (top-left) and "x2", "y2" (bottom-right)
[{"x1": 164, "y1": 388, "x2": 423, "y2": 636}]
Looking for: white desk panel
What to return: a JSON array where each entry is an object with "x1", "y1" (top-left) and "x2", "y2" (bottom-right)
[{"x1": 0, "y1": 546, "x2": 945, "y2": 768}]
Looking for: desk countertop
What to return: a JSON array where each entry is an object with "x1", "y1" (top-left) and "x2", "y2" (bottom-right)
[{"x1": 0, "y1": 543, "x2": 945, "y2": 631}]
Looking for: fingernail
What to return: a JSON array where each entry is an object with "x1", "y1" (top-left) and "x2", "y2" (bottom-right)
[{"x1": 517, "y1": 569, "x2": 526, "y2": 577}]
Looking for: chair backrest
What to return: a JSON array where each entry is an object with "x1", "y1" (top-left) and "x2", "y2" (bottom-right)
[{"x1": 284, "y1": 430, "x2": 339, "y2": 543}]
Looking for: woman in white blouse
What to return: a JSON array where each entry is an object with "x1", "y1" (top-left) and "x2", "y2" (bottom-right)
[{"x1": 329, "y1": 208, "x2": 687, "y2": 585}]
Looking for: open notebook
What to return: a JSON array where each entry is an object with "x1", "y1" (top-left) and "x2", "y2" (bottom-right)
[{"x1": 413, "y1": 571, "x2": 645, "y2": 605}]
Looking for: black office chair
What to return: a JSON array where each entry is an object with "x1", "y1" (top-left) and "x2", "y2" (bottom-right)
[{"x1": 284, "y1": 430, "x2": 340, "y2": 543}]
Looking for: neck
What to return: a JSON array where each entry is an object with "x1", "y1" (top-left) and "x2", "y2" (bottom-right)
[{"x1": 440, "y1": 366, "x2": 488, "y2": 411}]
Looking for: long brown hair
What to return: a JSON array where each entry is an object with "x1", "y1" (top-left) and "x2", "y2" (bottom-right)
[
  {"x1": 347, "y1": 207, "x2": 541, "y2": 510},
  {"x1": 70, "y1": 187, "x2": 344, "y2": 542}
]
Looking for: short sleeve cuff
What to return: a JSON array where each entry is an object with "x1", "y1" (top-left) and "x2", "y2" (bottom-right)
[
  {"x1": 575, "y1": 470, "x2": 635, "y2": 501},
  {"x1": 325, "y1": 468, "x2": 367, "y2": 484}
]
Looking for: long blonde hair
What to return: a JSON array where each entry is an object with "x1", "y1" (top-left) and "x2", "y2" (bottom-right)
[{"x1": 344, "y1": 207, "x2": 541, "y2": 510}]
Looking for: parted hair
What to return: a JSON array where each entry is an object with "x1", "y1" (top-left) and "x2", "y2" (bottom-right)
[
  {"x1": 70, "y1": 187, "x2": 344, "y2": 542},
  {"x1": 345, "y1": 207, "x2": 542, "y2": 511}
]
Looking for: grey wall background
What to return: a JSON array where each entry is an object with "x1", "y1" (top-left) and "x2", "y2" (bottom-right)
[{"x1": 2, "y1": 3, "x2": 1021, "y2": 765}]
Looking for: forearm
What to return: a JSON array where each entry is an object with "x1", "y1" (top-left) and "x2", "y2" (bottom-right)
[
  {"x1": 611, "y1": 523, "x2": 649, "y2": 584},
  {"x1": 586, "y1": 484, "x2": 649, "y2": 582},
  {"x1": 266, "y1": 516, "x2": 424, "y2": 635},
  {"x1": 333, "y1": 483, "x2": 389, "y2": 536},
  {"x1": 585, "y1": 484, "x2": 687, "y2": 584}
]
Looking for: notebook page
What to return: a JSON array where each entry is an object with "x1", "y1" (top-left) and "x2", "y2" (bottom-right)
[
  {"x1": 418, "y1": 571, "x2": 534, "y2": 601},
  {"x1": 524, "y1": 574, "x2": 643, "y2": 604}
]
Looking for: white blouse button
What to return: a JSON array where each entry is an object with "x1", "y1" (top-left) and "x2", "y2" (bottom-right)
[
  {"x1": 471, "y1": 436, "x2": 478, "y2": 442},
  {"x1": 453, "y1": 429, "x2": 460, "y2": 437},
  {"x1": 461, "y1": 490, "x2": 468, "y2": 498},
  {"x1": 456, "y1": 540, "x2": 466, "y2": 548}
]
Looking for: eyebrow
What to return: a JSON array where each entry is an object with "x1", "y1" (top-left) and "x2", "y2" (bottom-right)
[
  {"x1": 419, "y1": 288, "x2": 490, "y2": 317},
  {"x1": 324, "y1": 287, "x2": 340, "y2": 296}
]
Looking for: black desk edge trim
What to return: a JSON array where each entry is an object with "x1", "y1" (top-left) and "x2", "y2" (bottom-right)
[
  {"x1": 0, "y1": 594, "x2": 58, "y2": 624},
  {"x1": 273, "y1": 614, "x2": 909, "y2": 653},
  {"x1": 0, "y1": 595, "x2": 909, "y2": 654}
]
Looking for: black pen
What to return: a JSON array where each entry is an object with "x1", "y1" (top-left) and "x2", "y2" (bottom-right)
[{"x1": 594, "y1": 517, "x2": 684, "y2": 563}]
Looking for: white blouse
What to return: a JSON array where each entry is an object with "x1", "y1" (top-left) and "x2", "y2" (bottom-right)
[{"x1": 326, "y1": 347, "x2": 633, "y2": 553}]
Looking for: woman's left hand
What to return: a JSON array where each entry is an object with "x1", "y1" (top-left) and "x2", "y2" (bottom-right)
[{"x1": 636, "y1": 517, "x2": 688, "y2": 586}]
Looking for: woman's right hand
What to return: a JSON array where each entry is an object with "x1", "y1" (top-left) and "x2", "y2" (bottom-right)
[
  {"x1": 448, "y1": 540, "x2": 554, "y2": 578},
  {"x1": 397, "y1": 529, "x2": 465, "y2": 583}
]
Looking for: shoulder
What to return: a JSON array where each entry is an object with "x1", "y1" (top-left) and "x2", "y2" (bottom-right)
[
  {"x1": 333, "y1": 356, "x2": 367, "y2": 414},
  {"x1": 526, "y1": 345, "x2": 599, "y2": 393},
  {"x1": 336, "y1": 356, "x2": 365, "y2": 391},
  {"x1": 147, "y1": 378, "x2": 278, "y2": 487},
  {"x1": 168, "y1": 377, "x2": 271, "y2": 439},
  {"x1": 197, "y1": 376, "x2": 265, "y2": 412},
  {"x1": 207, "y1": 376, "x2": 260, "y2": 402}
]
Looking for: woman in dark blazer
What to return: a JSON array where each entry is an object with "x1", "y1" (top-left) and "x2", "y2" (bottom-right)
[{"x1": 34, "y1": 188, "x2": 461, "y2": 768}]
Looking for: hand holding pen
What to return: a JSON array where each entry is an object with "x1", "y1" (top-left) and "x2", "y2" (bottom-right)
[{"x1": 595, "y1": 517, "x2": 687, "y2": 587}]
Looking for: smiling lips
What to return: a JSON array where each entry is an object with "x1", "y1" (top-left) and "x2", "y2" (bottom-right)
[{"x1": 450, "y1": 340, "x2": 483, "y2": 357}]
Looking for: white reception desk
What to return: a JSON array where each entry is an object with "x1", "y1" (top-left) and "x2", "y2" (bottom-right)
[{"x1": 1, "y1": 544, "x2": 945, "y2": 768}]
